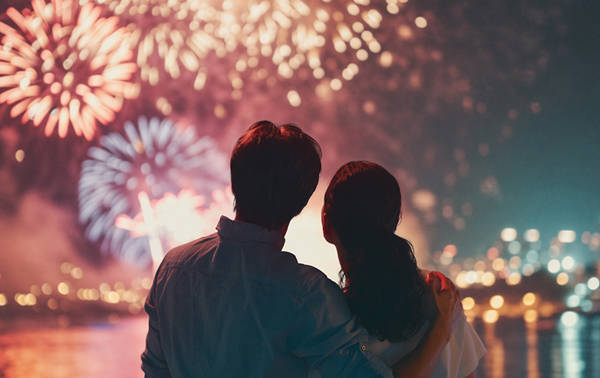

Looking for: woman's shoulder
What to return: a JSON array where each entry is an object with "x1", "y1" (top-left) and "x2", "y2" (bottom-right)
[{"x1": 367, "y1": 319, "x2": 431, "y2": 366}]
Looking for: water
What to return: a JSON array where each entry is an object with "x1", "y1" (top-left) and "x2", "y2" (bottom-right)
[{"x1": 1, "y1": 315, "x2": 599, "y2": 377}]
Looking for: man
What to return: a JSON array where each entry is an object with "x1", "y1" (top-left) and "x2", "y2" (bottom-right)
[{"x1": 141, "y1": 121, "x2": 459, "y2": 377}]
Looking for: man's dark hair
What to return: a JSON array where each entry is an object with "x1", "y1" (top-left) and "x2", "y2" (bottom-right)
[{"x1": 230, "y1": 120, "x2": 322, "y2": 229}]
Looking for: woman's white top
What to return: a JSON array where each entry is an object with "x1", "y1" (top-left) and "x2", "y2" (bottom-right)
[{"x1": 367, "y1": 314, "x2": 486, "y2": 378}]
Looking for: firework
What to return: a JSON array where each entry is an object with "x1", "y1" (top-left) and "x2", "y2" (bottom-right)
[
  {"x1": 97, "y1": 0, "x2": 232, "y2": 90},
  {"x1": 78, "y1": 116, "x2": 229, "y2": 266},
  {"x1": 115, "y1": 188, "x2": 234, "y2": 269},
  {"x1": 232, "y1": 0, "x2": 384, "y2": 84},
  {"x1": 0, "y1": 0, "x2": 139, "y2": 140},
  {"x1": 96, "y1": 0, "x2": 386, "y2": 96}
]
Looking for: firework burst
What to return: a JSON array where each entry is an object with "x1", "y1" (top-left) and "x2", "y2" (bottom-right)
[
  {"x1": 96, "y1": 0, "x2": 387, "y2": 98},
  {"x1": 0, "y1": 0, "x2": 139, "y2": 140},
  {"x1": 78, "y1": 116, "x2": 229, "y2": 266},
  {"x1": 232, "y1": 0, "x2": 385, "y2": 85},
  {"x1": 98, "y1": 0, "x2": 233, "y2": 90},
  {"x1": 115, "y1": 188, "x2": 234, "y2": 269}
]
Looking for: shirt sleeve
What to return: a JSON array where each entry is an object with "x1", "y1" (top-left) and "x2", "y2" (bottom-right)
[
  {"x1": 141, "y1": 271, "x2": 171, "y2": 378},
  {"x1": 287, "y1": 270, "x2": 393, "y2": 378},
  {"x1": 456, "y1": 318, "x2": 486, "y2": 378}
]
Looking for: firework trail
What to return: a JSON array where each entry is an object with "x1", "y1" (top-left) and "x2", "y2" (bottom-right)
[
  {"x1": 115, "y1": 188, "x2": 234, "y2": 269},
  {"x1": 0, "y1": 0, "x2": 139, "y2": 140},
  {"x1": 78, "y1": 116, "x2": 229, "y2": 266}
]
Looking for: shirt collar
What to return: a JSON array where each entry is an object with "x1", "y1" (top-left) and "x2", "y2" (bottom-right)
[{"x1": 216, "y1": 216, "x2": 285, "y2": 250}]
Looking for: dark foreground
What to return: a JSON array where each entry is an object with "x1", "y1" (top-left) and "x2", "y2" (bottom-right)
[{"x1": 1, "y1": 315, "x2": 599, "y2": 377}]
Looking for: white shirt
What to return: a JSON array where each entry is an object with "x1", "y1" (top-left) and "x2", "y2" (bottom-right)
[{"x1": 368, "y1": 314, "x2": 486, "y2": 378}]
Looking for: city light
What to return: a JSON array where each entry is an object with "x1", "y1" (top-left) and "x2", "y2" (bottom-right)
[
  {"x1": 506, "y1": 272, "x2": 522, "y2": 286},
  {"x1": 500, "y1": 227, "x2": 518, "y2": 242},
  {"x1": 558, "y1": 230, "x2": 576, "y2": 243},
  {"x1": 490, "y1": 295, "x2": 504, "y2": 309},
  {"x1": 524, "y1": 229, "x2": 540, "y2": 242},
  {"x1": 556, "y1": 273, "x2": 569, "y2": 286},
  {"x1": 508, "y1": 241, "x2": 521, "y2": 255},
  {"x1": 561, "y1": 256, "x2": 575, "y2": 271},
  {"x1": 481, "y1": 272, "x2": 496, "y2": 287},
  {"x1": 560, "y1": 311, "x2": 580, "y2": 327},
  {"x1": 492, "y1": 258, "x2": 506, "y2": 271},
  {"x1": 588, "y1": 277, "x2": 600, "y2": 291},
  {"x1": 547, "y1": 259, "x2": 561, "y2": 274},
  {"x1": 483, "y1": 309, "x2": 499, "y2": 324},
  {"x1": 566, "y1": 294, "x2": 581, "y2": 308},
  {"x1": 524, "y1": 309, "x2": 538, "y2": 323},
  {"x1": 522, "y1": 292, "x2": 537, "y2": 306},
  {"x1": 462, "y1": 297, "x2": 475, "y2": 311}
]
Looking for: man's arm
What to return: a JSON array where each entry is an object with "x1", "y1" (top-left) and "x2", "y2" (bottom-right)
[
  {"x1": 288, "y1": 271, "x2": 392, "y2": 378},
  {"x1": 392, "y1": 272, "x2": 462, "y2": 377},
  {"x1": 141, "y1": 275, "x2": 171, "y2": 378}
]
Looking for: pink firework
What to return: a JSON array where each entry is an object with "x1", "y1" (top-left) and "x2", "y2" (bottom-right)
[
  {"x1": 115, "y1": 188, "x2": 234, "y2": 265},
  {"x1": 0, "y1": 0, "x2": 139, "y2": 140}
]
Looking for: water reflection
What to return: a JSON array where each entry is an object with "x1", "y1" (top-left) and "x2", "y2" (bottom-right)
[
  {"x1": 474, "y1": 313, "x2": 600, "y2": 377},
  {"x1": 560, "y1": 312, "x2": 584, "y2": 377},
  {"x1": 1, "y1": 315, "x2": 600, "y2": 377},
  {"x1": 483, "y1": 322, "x2": 505, "y2": 378},
  {"x1": 0, "y1": 318, "x2": 146, "y2": 378},
  {"x1": 526, "y1": 322, "x2": 540, "y2": 378}
]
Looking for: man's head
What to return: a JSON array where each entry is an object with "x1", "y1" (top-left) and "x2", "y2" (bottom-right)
[{"x1": 230, "y1": 120, "x2": 322, "y2": 230}]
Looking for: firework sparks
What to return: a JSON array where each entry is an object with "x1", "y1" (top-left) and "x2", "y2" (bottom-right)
[
  {"x1": 233, "y1": 0, "x2": 384, "y2": 84},
  {"x1": 115, "y1": 188, "x2": 234, "y2": 269},
  {"x1": 96, "y1": 0, "x2": 386, "y2": 98},
  {"x1": 0, "y1": 0, "x2": 139, "y2": 140},
  {"x1": 78, "y1": 116, "x2": 229, "y2": 266},
  {"x1": 98, "y1": 0, "x2": 232, "y2": 90}
]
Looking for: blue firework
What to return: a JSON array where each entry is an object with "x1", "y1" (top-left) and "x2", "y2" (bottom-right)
[{"x1": 78, "y1": 116, "x2": 229, "y2": 266}]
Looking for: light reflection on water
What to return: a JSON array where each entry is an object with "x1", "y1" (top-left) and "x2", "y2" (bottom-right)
[
  {"x1": 1, "y1": 315, "x2": 599, "y2": 377},
  {"x1": 0, "y1": 318, "x2": 147, "y2": 378},
  {"x1": 473, "y1": 314, "x2": 600, "y2": 378}
]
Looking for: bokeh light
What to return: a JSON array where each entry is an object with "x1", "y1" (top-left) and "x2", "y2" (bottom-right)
[
  {"x1": 558, "y1": 230, "x2": 576, "y2": 243},
  {"x1": 556, "y1": 273, "x2": 569, "y2": 286},
  {"x1": 483, "y1": 309, "x2": 499, "y2": 324},
  {"x1": 524, "y1": 309, "x2": 538, "y2": 323},
  {"x1": 500, "y1": 227, "x2": 517, "y2": 242},
  {"x1": 524, "y1": 229, "x2": 540, "y2": 243},
  {"x1": 547, "y1": 259, "x2": 561, "y2": 274},
  {"x1": 587, "y1": 277, "x2": 600, "y2": 291},
  {"x1": 490, "y1": 295, "x2": 504, "y2": 309},
  {"x1": 462, "y1": 296, "x2": 475, "y2": 311},
  {"x1": 522, "y1": 292, "x2": 537, "y2": 306},
  {"x1": 560, "y1": 311, "x2": 580, "y2": 327}
]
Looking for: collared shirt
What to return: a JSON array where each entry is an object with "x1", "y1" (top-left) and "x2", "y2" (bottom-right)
[{"x1": 141, "y1": 216, "x2": 392, "y2": 378}]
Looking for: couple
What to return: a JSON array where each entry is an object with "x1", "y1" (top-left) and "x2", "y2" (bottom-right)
[{"x1": 141, "y1": 121, "x2": 485, "y2": 377}]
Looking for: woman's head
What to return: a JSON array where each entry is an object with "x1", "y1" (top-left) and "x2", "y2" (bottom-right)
[
  {"x1": 323, "y1": 161, "x2": 401, "y2": 240},
  {"x1": 322, "y1": 161, "x2": 426, "y2": 341}
]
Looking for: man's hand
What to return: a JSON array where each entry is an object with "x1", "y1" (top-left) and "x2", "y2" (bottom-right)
[{"x1": 425, "y1": 271, "x2": 462, "y2": 342}]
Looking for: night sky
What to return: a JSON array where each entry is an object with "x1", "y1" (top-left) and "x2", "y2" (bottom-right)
[{"x1": 0, "y1": 0, "x2": 598, "y2": 268}]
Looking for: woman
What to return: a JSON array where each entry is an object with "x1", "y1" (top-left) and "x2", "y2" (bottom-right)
[{"x1": 322, "y1": 161, "x2": 486, "y2": 378}]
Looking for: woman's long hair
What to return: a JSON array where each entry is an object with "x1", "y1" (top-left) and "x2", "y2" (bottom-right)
[{"x1": 323, "y1": 161, "x2": 427, "y2": 342}]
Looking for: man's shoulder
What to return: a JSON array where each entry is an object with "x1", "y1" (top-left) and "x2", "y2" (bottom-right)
[
  {"x1": 161, "y1": 233, "x2": 220, "y2": 266},
  {"x1": 276, "y1": 252, "x2": 338, "y2": 295}
]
